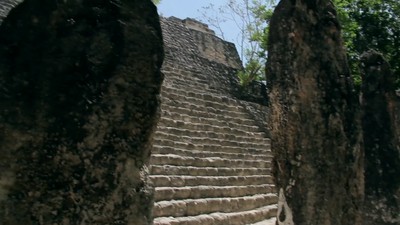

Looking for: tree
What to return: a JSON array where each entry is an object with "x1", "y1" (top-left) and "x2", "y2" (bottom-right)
[
  {"x1": 201, "y1": 0, "x2": 400, "y2": 89},
  {"x1": 198, "y1": 0, "x2": 275, "y2": 87},
  {"x1": 333, "y1": 0, "x2": 400, "y2": 88},
  {"x1": 152, "y1": 0, "x2": 161, "y2": 5}
]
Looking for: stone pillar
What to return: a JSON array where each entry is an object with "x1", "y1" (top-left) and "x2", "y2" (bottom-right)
[
  {"x1": 0, "y1": 0, "x2": 163, "y2": 224},
  {"x1": 266, "y1": 0, "x2": 364, "y2": 224},
  {"x1": 360, "y1": 50, "x2": 400, "y2": 225}
]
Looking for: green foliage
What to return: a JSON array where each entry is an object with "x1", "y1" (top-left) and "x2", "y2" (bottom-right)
[
  {"x1": 202, "y1": 0, "x2": 400, "y2": 89},
  {"x1": 152, "y1": 0, "x2": 161, "y2": 5},
  {"x1": 238, "y1": 59, "x2": 263, "y2": 86},
  {"x1": 199, "y1": 0, "x2": 275, "y2": 86},
  {"x1": 333, "y1": 0, "x2": 400, "y2": 88}
]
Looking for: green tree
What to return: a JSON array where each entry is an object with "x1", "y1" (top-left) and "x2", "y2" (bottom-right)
[
  {"x1": 152, "y1": 0, "x2": 161, "y2": 5},
  {"x1": 201, "y1": 0, "x2": 400, "y2": 89},
  {"x1": 199, "y1": 0, "x2": 275, "y2": 87},
  {"x1": 333, "y1": 0, "x2": 400, "y2": 88}
]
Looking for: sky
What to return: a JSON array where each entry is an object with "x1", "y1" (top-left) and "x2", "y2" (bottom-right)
[{"x1": 157, "y1": 0, "x2": 242, "y2": 56}]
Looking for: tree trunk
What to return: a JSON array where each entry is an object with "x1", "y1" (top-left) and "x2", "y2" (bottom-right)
[
  {"x1": 0, "y1": 0, "x2": 163, "y2": 224},
  {"x1": 266, "y1": 0, "x2": 364, "y2": 224},
  {"x1": 360, "y1": 50, "x2": 400, "y2": 225}
]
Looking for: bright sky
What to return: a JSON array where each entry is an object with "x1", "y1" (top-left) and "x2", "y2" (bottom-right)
[{"x1": 157, "y1": 0, "x2": 241, "y2": 52}]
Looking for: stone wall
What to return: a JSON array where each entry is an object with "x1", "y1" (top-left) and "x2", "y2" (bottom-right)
[
  {"x1": 267, "y1": 0, "x2": 364, "y2": 224},
  {"x1": 0, "y1": 0, "x2": 163, "y2": 224},
  {"x1": 161, "y1": 16, "x2": 267, "y2": 105},
  {"x1": 160, "y1": 17, "x2": 242, "y2": 97}
]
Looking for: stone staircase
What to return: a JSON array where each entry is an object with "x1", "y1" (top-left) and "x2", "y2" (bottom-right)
[
  {"x1": 150, "y1": 62, "x2": 277, "y2": 224},
  {"x1": 149, "y1": 16, "x2": 277, "y2": 225}
]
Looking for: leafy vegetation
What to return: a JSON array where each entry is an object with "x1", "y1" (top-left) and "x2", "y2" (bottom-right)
[
  {"x1": 199, "y1": 0, "x2": 275, "y2": 87},
  {"x1": 201, "y1": 0, "x2": 400, "y2": 89},
  {"x1": 333, "y1": 0, "x2": 400, "y2": 88},
  {"x1": 152, "y1": 0, "x2": 161, "y2": 5}
]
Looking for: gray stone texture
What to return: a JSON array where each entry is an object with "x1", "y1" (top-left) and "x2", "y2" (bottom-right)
[
  {"x1": 360, "y1": 50, "x2": 400, "y2": 225},
  {"x1": 160, "y1": 16, "x2": 268, "y2": 106},
  {"x1": 0, "y1": 0, "x2": 21, "y2": 24},
  {"x1": 160, "y1": 17, "x2": 242, "y2": 96},
  {"x1": 151, "y1": 17, "x2": 274, "y2": 224},
  {"x1": 0, "y1": 0, "x2": 163, "y2": 224},
  {"x1": 266, "y1": 0, "x2": 364, "y2": 224}
]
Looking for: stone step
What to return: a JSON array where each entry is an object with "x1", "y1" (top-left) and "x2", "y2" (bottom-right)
[
  {"x1": 153, "y1": 204, "x2": 277, "y2": 225},
  {"x1": 162, "y1": 67, "x2": 211, "y2": 84},
  {"x1": 156, "y1": 128, "x2": 268, "y2": 144},
  {"x1": 161, "y1": 84, "x2": 268, "y2": 120},
  {"x1": 150, "y1": 175, "x2": 274, "y2": 187},
  {"x1": 152, "y1": 145, "x2": 272, "y2": 161},
  {"x1": 161, "y1": 84, "x2": 235, "y2": 103},
  {"x1": 154, "y1": 133, "x2": 269, "y2": 149},
  {"x1": 161, "y1": 69, "x2": 223, "y2": 91},
  {"x1": 150, "y1": 154, "x2": 271, "y2": 169},
  {"x1": 161, "y1": 102, "x2": 255, "y2": 126},
  {"x1": 158, "y1": 117, "x2": 265, "y2": 138},
  {"x1": 161, "y1": 65, "x2": 235, "y2": 94},
  {"x1": 162, "y1": 73, "x2": 220, "y2": 95},
  {"x1": 161, "y1": 98, "x2": 252, "y2": 120},
  {"x1": 154, "y1": 184, "x2": 276, "y2": 201},
  {"x1": 163, "y1": 78, "x2": 217, "y2": 95},
  {"x1": 162, "y1": 90, "x2": 244, "y2": 113},
  {"x1": 250, "y1": 217, "x2": 277, "y2": 225},
  {"x1": 150, "y1": 165, "x2": 271, "y2": 177},
  {"x1": 161, "y1": 110, "x2": 261, "y2": 133},
  {"x1": 153, "y1": 194, "x2": 277, "y2": 218},
  {"x1": 153, "y1": 139, "x2": 270, "y2": 154}
]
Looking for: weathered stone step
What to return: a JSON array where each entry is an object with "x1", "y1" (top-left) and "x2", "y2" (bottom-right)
[
  {"x1": 163, "y1": 77, "x2": 217, "y2": 95},
  {"x1": 153, "y1": 204, "x2": 277, "y2": 225},
  {"x1": 162, "y1": 72, "x2": 221, "y2": 94},
  {"x1": 152, "y1": 145, "x2": 272, "y2": 161},
  {"x1": 161, "y1": 84, "x2": 268, "y2": 119},
  {"x1": 161, "y1": 110, "x2": 261, "y2": 133},
  {"x1": 153, "y1": 139, "x2": 270, "y2": 154},
  {"x1": 161, "y1": 68, "x2": 223, "y2": 89},
  {"x1": 162, "y1": 66, "x2": 211, "y2": 83},
  {"x1": 156, "y1": 128, "x2": 268, "y2": 144},
  {"x1": 153, "y1": 194, "x2": 278, "y2": 217},
  {"x1": 154, "y1": 184, "x2": 276, "y2": 201},
  {"x1": 150, "y1": 175, "x2": 274, "y2": 187},
  {"x1": 150, "y1": 165, "x2": 271, "y2": 177},
  {"x1": 159, "y1": 117, "x2": 265, "y2": 138},
  {"x1": 162, "y1": 78, "x2": 222, "y2": 95},
  {"x1": 161, "y1": 84, "x2": 234, "y2": 103},
  {"x1": 150, "y1": 154, "x2": 271, "y2": 168},
  {"x1": 161, "y1": 98, "x2": 252, "y2": 120},
  {"x1": 162, "y1": 90, "x2": 243, "y2": 113},
  {"x1": 250, "y1": 217, "x2": 277, "y2": 225},
  {"x1": 161, "y1": 104, "x2": 256, "y2": 126},
  {"x1": 162, "y1": 65, "x2": 234, "y2": 92},
  {"x1": 154, "y1": 132, "x2": 269, "y2": 149}
]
